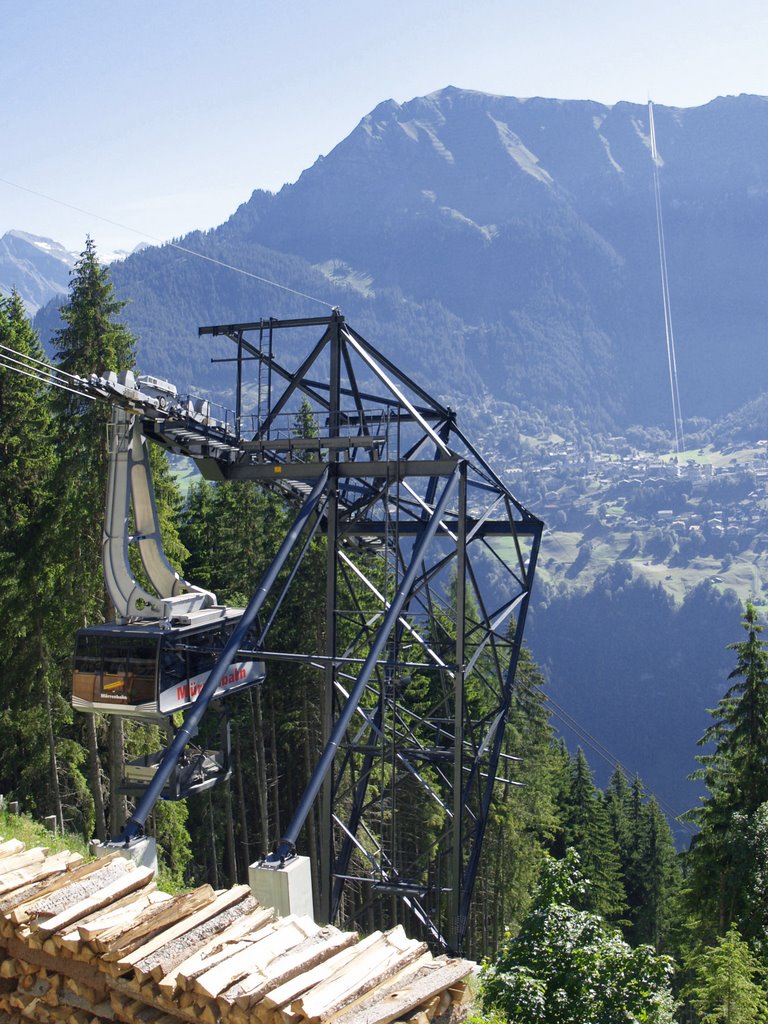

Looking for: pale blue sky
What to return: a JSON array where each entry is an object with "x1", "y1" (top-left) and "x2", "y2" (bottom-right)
[{"x1": 2, "y1": 0, "x2": 766, "y2": 254}]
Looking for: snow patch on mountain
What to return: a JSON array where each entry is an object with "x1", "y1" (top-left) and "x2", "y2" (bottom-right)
[
  {"x1": 488, "y1": 116, "x2": 553, "y2": 185},
  {"x1": 399, "y1": 120, "x2": 455, "y2": 163},
  {"x1": 0, "y1": 231, "x2": 76, "y2": 315},
  {"x1": 439, "y1": 207, "x2": 498, "y2": 241},
  {"x1": 315, "y1": 259, "x2": 374, "y2": 297}
]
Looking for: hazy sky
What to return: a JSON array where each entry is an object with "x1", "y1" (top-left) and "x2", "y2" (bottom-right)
[{"x1": 3, "y1": 0, "x2": 766, "y2": 254}]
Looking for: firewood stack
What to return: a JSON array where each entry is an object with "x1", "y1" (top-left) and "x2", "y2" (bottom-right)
[{"x1": 0, "y1": 837, "x2": 474, "y2": 1024}]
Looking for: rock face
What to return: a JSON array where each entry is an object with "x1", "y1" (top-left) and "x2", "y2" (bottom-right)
[
  {"x1": 0, "y1": 231, "x2": 76, "y2": 316},
  {"x1": 222, "y1": 89, "x2": 768, "y2": 425},
  {"x1": 78, "y1": 87, "x2": 768, "y2": 434}
]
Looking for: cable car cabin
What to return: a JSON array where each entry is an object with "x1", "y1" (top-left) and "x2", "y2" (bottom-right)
[{"x1": 72, "y1": 611, "x2": 266, "y2": 720}]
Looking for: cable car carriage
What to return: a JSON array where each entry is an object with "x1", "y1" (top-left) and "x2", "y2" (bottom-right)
[
  {"x1": 72, "y1": 612, "x2": 264, "y2": 719},
  {"x1": 71, "y1": 394, "x2": 266, "y2": 799},
  {"x1": 72, "y1": 612, "x2": 265, "y2": 798}
]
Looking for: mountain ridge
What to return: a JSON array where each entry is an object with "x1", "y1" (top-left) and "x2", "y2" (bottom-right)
[{"x1": 23, "y1": 87, "x2": 768, "y2": 818}]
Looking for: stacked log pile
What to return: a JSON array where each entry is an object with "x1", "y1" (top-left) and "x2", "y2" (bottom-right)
[{"x1": 0, "y1": 838, "x2": 474, "y2": 1024}]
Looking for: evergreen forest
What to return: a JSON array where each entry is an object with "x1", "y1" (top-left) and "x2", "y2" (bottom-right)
[{"x1": 2, "y1": 246, "x2": 768, "y2": 1022}]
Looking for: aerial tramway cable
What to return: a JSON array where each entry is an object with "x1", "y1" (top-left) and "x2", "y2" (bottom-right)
[
  {"x1": 648, "y1": 101, "x2": 686, "y2": 461},
  {"x1": 0, "y1": 174, "x2": 336, "y2": 310},
  {"x1": 0, "y1": 339, "x2": 695, "y2": 838}
]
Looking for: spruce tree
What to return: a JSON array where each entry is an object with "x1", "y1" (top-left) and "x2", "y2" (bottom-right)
[
  {"x1": 685, "y1": 924, "x2": 768, "y2": 1024},
  {"x1": 687, "y1": 602, "x2": 768, "y2": 941},
  {"x1": 0, "y1": 291, "x2": 73, "y2": 827},
  {"x1": 699, "y1": 602, "x2": 768, "y2": 817},
  {"x1": 49, "y1": 238, "x2": 136, "y2": 840},
  {"x1": 633, "y1": 797, "x2": 681, "y2": 951},
  {"x1": 561, "y1": 748, "x2": 626, "y2": 923}
]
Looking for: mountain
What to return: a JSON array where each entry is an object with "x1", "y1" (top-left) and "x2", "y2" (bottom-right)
[
  {"x1": 0, "y1": 234, "x2": 150, "y2": 316},
  {"x1": 217, "y1": 89, "x2": 768, "y2": 430},
  {"x1": 31, "y1": 87, "x2": 768, "y2": 825},
  {"x1": 67, "y1": 87, "x2": 768, "y2": 439},
  {"x1": 0, "y1": 231, "x2": 76, "y2": 315}
]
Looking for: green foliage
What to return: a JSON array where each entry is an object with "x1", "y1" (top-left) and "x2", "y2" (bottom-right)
[
  {"x1": 559, "y1": 748, "x2": 626, "y2": 922},
  {"x1": 605, "y1": 770, "x2": 682, "y2": 951},
  {"x1": 696, "y1": 602, "x2": 768, "y2": 818},
  {"x1": 479, "y1": 851, "x2": 677, "y2": 1024},
  {"x1": 0, "y1": 808, "x2": 92, "y2": 861},
  {"x1": 151, "y1": 801, "x2": 193, "y2": 892},
  {"x1": 685, "y1": 925, "x2": 768, "y2": 1024},
  {"x1": 686, "y1": 603, "x2": 768, "y2": 942}
]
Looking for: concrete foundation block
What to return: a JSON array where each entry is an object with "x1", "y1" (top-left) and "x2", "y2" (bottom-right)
[
  {"x1": 90, "y1": 836, "x2": 158, "y2": 876},
  {"x1": 249, "y1": 854, "x2": 314, "y2": 920}
]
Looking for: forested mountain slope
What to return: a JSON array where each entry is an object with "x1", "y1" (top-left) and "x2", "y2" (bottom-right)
[
  {"x1": 32, "y1": 89, "x2": 768, "y2": 439},
  {"x1": 31, "y1": 87, "x2": 768, "y2": 827}
]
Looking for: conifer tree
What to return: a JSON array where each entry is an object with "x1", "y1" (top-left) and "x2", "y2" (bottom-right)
[
  {"x1": 698, "y1": 602, "x2": 768, "y2": 817},
  {"x1": 687, "y1": 603, "x2": 768, "y2": 940},
  {"x1": 561, "y1": 748, "x2": 626, "y2": 923},
  {"x1": 0, "y1": 291, "x2": 73, "y2": 827},
  {"x1": 49, "y1": 238, "x2": 136, "y2": 840},
  {"x1": 633, "y1": 797, "x2": 681, "y2": 951},
  {"x1": 685, "y1": 924, "x2": 768, "y2": 1024}
]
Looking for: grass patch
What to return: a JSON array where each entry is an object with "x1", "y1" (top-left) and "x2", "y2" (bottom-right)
[
  {"x1": 0, "y1": 808, "x2": 188, "y2": 895},
  {"x1": 0, "y1": 808, "x2": 92, "y2": 860}
]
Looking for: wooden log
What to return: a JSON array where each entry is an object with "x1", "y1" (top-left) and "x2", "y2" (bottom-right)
[
  {"x1": 320, "y1": 958, "x2": 474, "y2": 1024},
  {"x1": 114, "y1": 885, "x2": 248, "y2": 973},
  {"x1": 299, "y1": 953, "x2": 433, "y2": 1024},
  {"x1": 293, "y1": 927, "x2": 429, "y2": 1023},
  {"x1": 0, "y1": 840, "x2": 25, "y2": 860},
  {"x1": 76, "y1": 889, "x2": 166, "y2": 947},
  {"x1": 259, "y1": 933, "x2": 381, "y2": 1014},
  {"x1": 108, "y1": 976, "x2": 206, "y2": 1024},
  {"x1": 189, "y1": 914, "x2": 318, "y2": 1001},
  {"x1": 0, "y1": 934, "x2": 109, "y2": 1000},
  {"x1": 218, "y1": 927, "x2": 358, "y2": 1015},
  {"x1": 8, "y1": 855, "x2": 125, "y2": 925},
  {"x1": 99, "y1": 884, "x2": 218, "y2": 962},
  {"x1": 402, "y1": 1010, "x2": 430, "y2": 1024},
  {"x1": 140, "y1": 890, "x2": 260, "y2": 983},
  {"x1": 0, "y1": 959, "x2": 19, "y2": 979},
  {"x1": 157, "y1": 905, "x2": 275, "y2": 996},
  {"x1": 0, "y1": 852, "x2": 80, "y2": 900},
  {"x1": 34, "y1": 867, "x2": 155, "y2": 938},
  {"x1": 0, "y1": 848, "x2": 49, "y2": 877},
  {"x1": 0, "y1": 855, "x2": 84, "y2": 915},
  {"x1": 100, "y1": 886, "x2": 217, "y2": 960},
  {"x1": 446, "y1": 980, "x2": 472, "y2": 1005}
]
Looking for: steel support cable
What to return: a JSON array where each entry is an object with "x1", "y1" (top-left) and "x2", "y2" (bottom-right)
[
  {"x1": 648, "y1": 101, "x2": 685, "y2": 458},
  {"x1": 0, "y1": 344, "x2": 101, "y2": 401},
  {"x1": 0, "y1": 175, "x2": 335, "y2": 310},
  {"x1": 0, "y1": 354, "x2": 98, "y2": 403},
  {"x1": 543, "y1": 690, "x2": 695, "y2": 835}
]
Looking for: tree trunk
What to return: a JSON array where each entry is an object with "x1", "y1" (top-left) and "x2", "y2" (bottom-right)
[
  {"x1": 223, "y1": 780, "x2": 237, "y2": 885},
  {"x1": 43, "y1": 675, "x2": 64, "y2": 833},
  {"x1": 249, "y1": 688, "x2": 270, "y2": 854},
  {"x1": 207, "y1": 791, "x2": 219, "y2": 888},
  {"x1": 269, "y1": 688, "x2": 281, "y2": 840},
  {"x1": 233, "y1": 725, "x2": 251, "y2": 873},
  {"x1": 87, "y1": 713, "x2": 107, "y2": 842},
  {"x1": 109, "y1": 716, "x2": 128, "y2": 836},
  {"x1": 302, "y1": 697, "x2": 320, "y2": 913}
]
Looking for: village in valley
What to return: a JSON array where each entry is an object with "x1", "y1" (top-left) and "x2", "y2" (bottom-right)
[{"x1": 477, "y1": 422, "x2": 768, "y2": 605}]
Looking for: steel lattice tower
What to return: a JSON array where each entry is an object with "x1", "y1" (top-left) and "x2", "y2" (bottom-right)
[{"x1": 142, "y1": 312, "x2": 543, "y2": 954}]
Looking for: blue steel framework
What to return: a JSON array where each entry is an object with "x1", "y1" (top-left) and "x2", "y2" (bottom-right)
[{"x1": 133, "y1": 311, "x2": 543, "y2": 954}]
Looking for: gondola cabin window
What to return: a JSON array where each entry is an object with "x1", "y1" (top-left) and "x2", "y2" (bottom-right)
[{"x1": 72, "y1": 617, "x2": 265, "y2": 719}]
